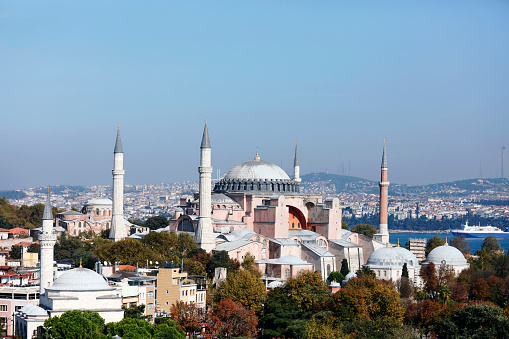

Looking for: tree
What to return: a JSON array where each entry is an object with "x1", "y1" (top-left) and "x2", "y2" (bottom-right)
[
  {"x1": 351, "y1": 224, "x2": 377, "y2": 238},
  {"x1": 28, "y1": 243, "x2": 40, "y2": 253},
  {"x1": 481, "y1": 235, "x2": 501, "y2": 252},
  {"x1": 403, "y1": 300, "x2": 445, "y2": 336},
  {"x1": 342, "y1": 221, "x2": 349, "y2": 230},
  {"x1": 208, "y1": 298, "x2": 258, "y2": 338},
  {"x1": 170, "y1": 301, "x2": 204, "y2": 334},
  {"x1": 329, "y1": 288, "x2": 368, "y2": 321},
  {"x1": 435, "y1": 304, "x2": 509, "y2": 338},
  {"x1": 9, "y1": 245, "x2": 21, "y2": 259},
  {"x1": 397, "y1": 277, "x2": 413, "y2": 299},
  {"x1": 206, "y1": 251, "x2": 231, "y2": 279},
  {"x1": 340, "y1": 258, "x2": 350, "y2": 277},
  {"x1": 420, "y1": 263, "x2": 439, "y2": 299},
  {"x1": 94, "y1": 238, "x2": 162, "y2": 266},
  {"x1": 104, "y1": 317, "x2": 185, "y2": 339},
  {"x1": 345, "y1": 276, "x2": 404, "y2": 323},
  {"x1": 451, "y1": 282, "x2": 468, "y2": 303},
  {"x1": 487, "y1": 276, "x2": 506, "y2": 307},
  {"x1": 449, "y1": 235, "x2": 471, "y2": 255},
  {"x1": 304, "y1": 316, "x2": 348, "y2": 339},
  {"x1": 470, "y1": 278, "x2": 489, "y2": 301},
  {"x1": 43, "y1": 310, "x2": 105, "y2": 339},
  {"x1": 356, "y1": 266, "x2": 376, "y2": 279},
  {"x1": 425, "y1": 236, "x2": 445, "y2": 256},
  {"x1": 328, "y1": 271, "x2": 345, "y2": 283},
  {"x1": 122, "y1": 305, "x2": 146, "y2": 319},
  {"x1": 402, "y1": 263, "x2": 409, "y2": 278},
  {"x1": 215, "y1": 267, "x2": 265, "y2": 312},
  {"x1": 144, "y1": 216, "x2": 170, "y2": 230}
]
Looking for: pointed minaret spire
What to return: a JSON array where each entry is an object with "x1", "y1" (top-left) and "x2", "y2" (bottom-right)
[
  {"x1": 109, "y1": 127, "x2": 127, "y2": 242},
  {"x1": 201, "y1": 119, "x2": 211, "y2": 149},
  {"x1": 293, "y1": 139, "x2": 301, "y2": 184},
  {"x1": 43, "y1": 187, "x2": 53, "y2": 220},
  {"x1": 39, "y1": 187, "x2": 57, "y2": 294},
  {"x1": 374, "y1": 139, "x2": 390, "y2": 244},
  {"x1": 114, "y1": 126, "x2": 123, "y2": 153},
  {"x1": 381, "y1": 138, "x2": 387, "y2": 169},
  {"x1": 196, "y1": 120, "x2": 215, "y2": 252}
]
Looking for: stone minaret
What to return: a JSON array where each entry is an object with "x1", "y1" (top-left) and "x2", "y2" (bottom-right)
[
  {"x1": 374, "y1": 139, "x2": 390, "y2": 244},
  {"x1": 195, "y1": 121, "x2": 215, "y2": 252},
  {"x1": 109, "y1": 128, "x2": 127, "y2": 242},
  {"x1": 293, "y1": 139, "x2": 301, "y2": 184},
  {"x1": 39, "y1": 189, "x2": 57, "y2": 294}
]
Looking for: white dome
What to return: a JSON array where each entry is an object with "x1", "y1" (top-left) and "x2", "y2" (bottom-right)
[
  {"x1": 87, "y1": 197, "x2": 113, "y2": 205},
  {"x1": 48, "y1": 268, "x2": 114, "y2": 291},
  {"x1": 224, "y1": 160, "x2": 290, "y2": 181},
  {"x1": 367, "y1": 246, "x2": 420, "y2": 268},
  {"x1": 423, "y1": 245, "x2": 468, "y2": 267}
]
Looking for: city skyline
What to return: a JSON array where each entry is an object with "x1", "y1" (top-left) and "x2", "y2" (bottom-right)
[{"x1": 1, "y1": 1, "x2": 508, "y2": 190}]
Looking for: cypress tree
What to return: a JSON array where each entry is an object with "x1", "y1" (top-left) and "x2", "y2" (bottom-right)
[
  {"x1": 402, "y1": 263, "x2": 409, "y2": 278},
  {"x1": 340, "y1": 258, "x2": 350, "y2": 276}
]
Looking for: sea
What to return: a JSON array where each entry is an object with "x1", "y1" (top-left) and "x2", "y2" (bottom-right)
[{"x1": 389, "y1": 232, "x2": 509, "y2": 253}]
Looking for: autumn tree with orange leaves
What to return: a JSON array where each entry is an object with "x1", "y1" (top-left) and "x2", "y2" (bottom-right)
[
  {"x1": 169, "y1": 301, "x2": 204, "y2": 334},
  {"x1": 207, "y1": 298, "x2": 258, "y2": 338}
]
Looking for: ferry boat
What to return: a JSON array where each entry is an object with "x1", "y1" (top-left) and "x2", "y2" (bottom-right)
[{"x1": 451, "y1": 221, "x2": 509, "y2": 238}]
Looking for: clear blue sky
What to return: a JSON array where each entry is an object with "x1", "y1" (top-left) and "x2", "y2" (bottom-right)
[{"x1": 1, "y1": 1, "x2": 508, "y2": 190}]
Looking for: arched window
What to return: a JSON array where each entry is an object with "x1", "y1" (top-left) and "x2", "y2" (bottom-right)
[
  {"x1": 327, "y1": 264, "x2": 331, "y2": 276},
  {"x1": 284, "y1": 269, "x2": 291, "y2": 279},
  {"x1": 263, "y1": 240, "x2": 267, "y2": 248},
  {"x1": 292, "y1": 222, "x2": 295, "y2": 228}
]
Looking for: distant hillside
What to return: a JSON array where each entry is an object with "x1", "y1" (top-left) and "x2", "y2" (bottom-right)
[
  {"x1": 0, "y1": 190, "x2": 27, "y2": 200},
  {"x1": 301, "y1": 173, "x2": 509, "y2": 197},
  {"x1": 301, "y1": 173, "x2": 378, "y2": 194}
]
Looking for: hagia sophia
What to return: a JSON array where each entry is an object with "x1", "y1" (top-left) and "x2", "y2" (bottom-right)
[{"x1": 11, "y1": 123, "x2": 470, "y2": 338}]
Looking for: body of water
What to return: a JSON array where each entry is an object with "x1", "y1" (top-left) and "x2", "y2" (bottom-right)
[{"x1": 389, "y1": 232, "x2": 509, "y2": 253}]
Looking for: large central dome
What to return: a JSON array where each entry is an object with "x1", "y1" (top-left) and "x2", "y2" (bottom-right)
[
  {"x1": 214, "y1": 151, "x2": 299, "y2": 195},
  {"x1": 224, "y1": 160, "x2": 290, "y2": 181}
]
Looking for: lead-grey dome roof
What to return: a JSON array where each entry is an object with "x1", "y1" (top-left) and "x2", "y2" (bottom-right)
[
  {"x1": 47, "y1": 268, "x2": 114, "y2": 291},
  {"x1": 367, "y1": 247, "x2": 420, "y2": 268},
  {"x1": 224, "y1": 160, "x2": 290, "y2": 181},
  {"x1": 423, "y1": 245, "x2": 468, "y2": 267}
]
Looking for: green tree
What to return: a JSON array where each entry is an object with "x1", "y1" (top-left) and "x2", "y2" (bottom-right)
[
  {"x1": 144, "y1": 216, "x2": 170, "y2": 230},
  {"x1": 340, "y1": 258, "x2": 350, "y2": 277},
  {"x1": 342, "y1": 221, "x2": 349, "y2": 230},
  {"x1": 215, "y1": 268, "x2": 265, "y2": 312},
  {"x1": 449, "y1": 235, "x2": 471, "y2": 255},
  {"x1": 42, "y1": 310, "x2": 105, "y2": 339},
  {"x1": 9, "y1": 245, "x2": 21, "y2": 259},
  {"x1": 351, "y1": 224, "x2": 377, "y2": 238},
  {"x1": 425, "y1": 236, "x2": 445, "y2": 256},
  {"x1": 122, "y1": 305, "x2": 146, "y2": 319},
  {"x1": 94, "y1": 238, "x2": 162, "y2": 266},
  {"x1": 435, "y1": 304, "x2": 509, "y2": 338},
  {"x1": 328, "y1": 271, "x2": 345, "y2": 283},
  {"x1": 402, "y1": 263, "x2": 409, "y2": 278},
  {"x1": 481, "y1": 235, "x2": 501, "y2": 252},
  {"x1": 356, "y1": 266, "x2": 376, "y2": 279},
  {"x1": 206, "y1": 251, "x2": 231, "y2": 279}
]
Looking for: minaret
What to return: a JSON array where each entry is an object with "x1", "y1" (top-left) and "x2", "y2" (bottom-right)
[
  {"x1": 195, "y1": 121, "x2": 215, "y2": 252},
  {"x1": 293, "y1": 139, "x2": 301, "y2": 183},
  {"x1": 374, "y1": 139, "x2": 390, "y2": 244},
  {"x1": 39, "y1": 188, "x2": 57, "y2": 294},
  {"x1": 109, "y1": 127, "x2": 127, "y2": 242}
]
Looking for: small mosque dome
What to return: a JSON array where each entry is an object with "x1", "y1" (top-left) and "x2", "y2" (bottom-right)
[
  {"x1": 367, "y1": 246, "x2": 420, "y2": 268},
  {"x1": 423, "y1": 245, "x2": 468, "y2": 267},
  {"x1": 224, "y1": 160, "x2": 290, "y2": 181},
  {"x1": 343, "y1": 272, "x2": 356, "y2": 284},
  {"x1": 47, "y1": 268, "x2": 114, "y2": 292},
  {"x1": 87, "y1": 197, "x2": 113, "y2": 205}
]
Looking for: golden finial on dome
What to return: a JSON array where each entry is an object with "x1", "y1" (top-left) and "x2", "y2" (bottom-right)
[
  {"x1": 79, "y1": 257, "x2": 83, "y2": 268},
  {"x1": 254, "y1": 146, "x2": 260, "y2": 161},
  {"x1": 445, "y1": 237, "x2": 448, "y2": 246},
  {"x1": 397, "y1": 239, "x2": 400, "y2": 247}
]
